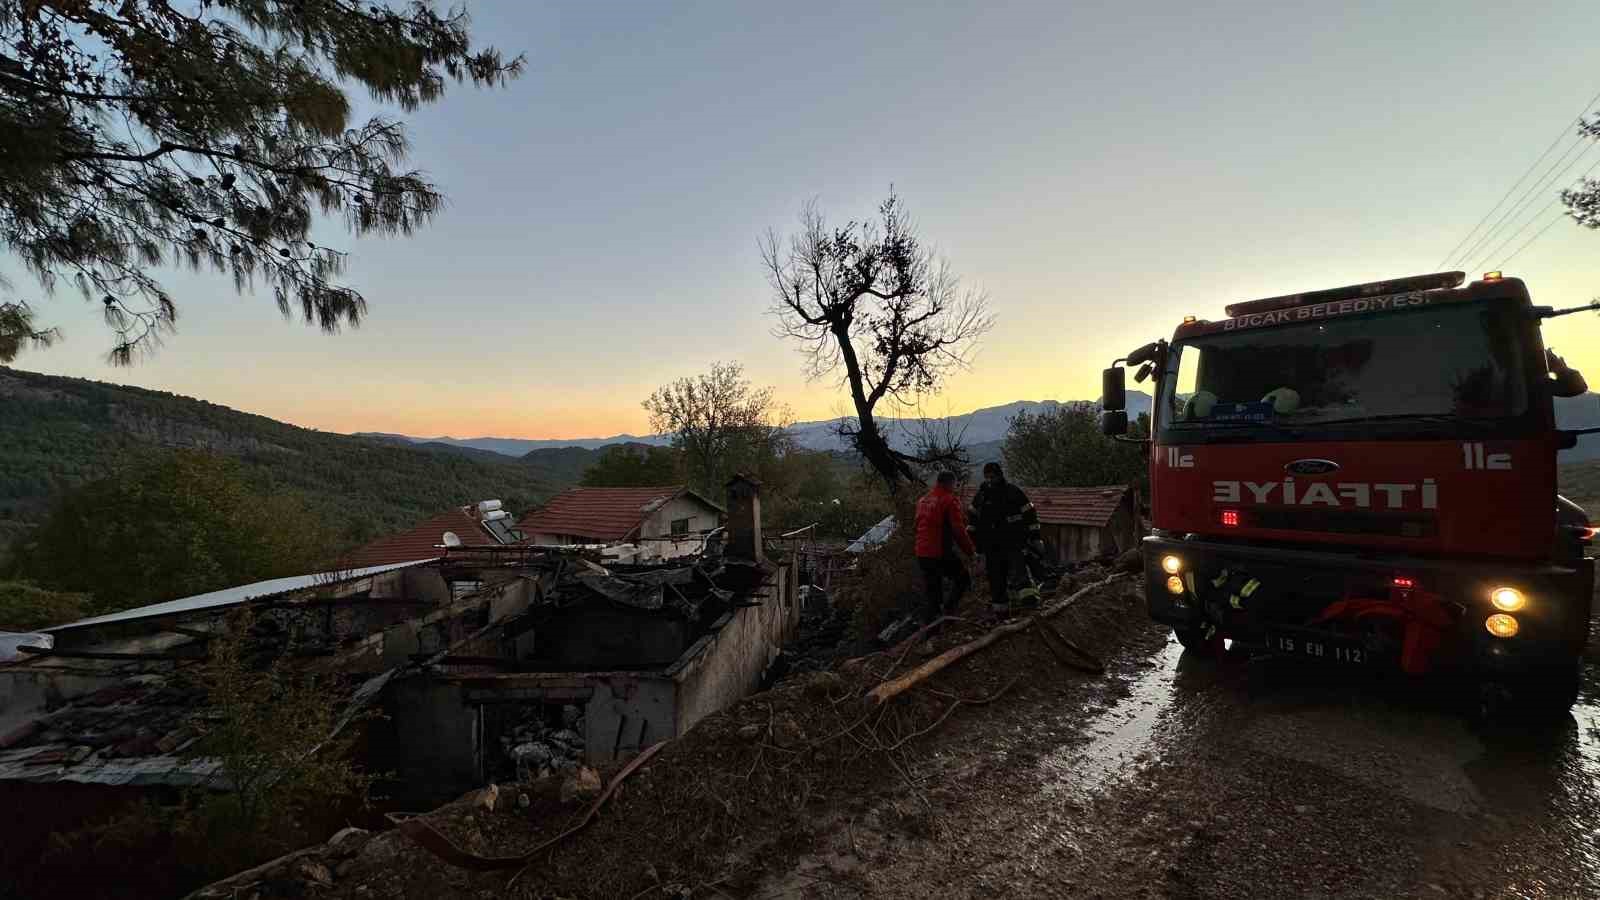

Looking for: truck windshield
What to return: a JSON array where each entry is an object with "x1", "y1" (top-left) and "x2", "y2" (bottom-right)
[{"x1": 1161, "y1": 302, "x2": 1531, "y2": 436}]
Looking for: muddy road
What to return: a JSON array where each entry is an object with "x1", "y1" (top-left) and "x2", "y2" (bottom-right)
[{"x1": 772, "y1": 615, "x2": 1600, "y2": 899}]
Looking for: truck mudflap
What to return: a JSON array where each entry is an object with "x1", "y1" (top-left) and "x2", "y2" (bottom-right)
[{"x1": 1143, "y1": 535, "x2": 1593, "y2": 674}]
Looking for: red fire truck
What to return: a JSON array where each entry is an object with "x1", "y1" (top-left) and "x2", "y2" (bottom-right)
[{"x1": 1100, "y1": 271, "x2": 1597, "y2": 718}]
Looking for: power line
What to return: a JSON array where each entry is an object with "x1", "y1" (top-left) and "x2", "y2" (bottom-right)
[
  {"x1": 1438, "y1": 85, "x2": 1600, "y2": 270},
  {"x1": 1468, "y1": 144, "x2": 1600, "y2": 272},
  {"x1": 1496, "y1": 209, "x2": 1571, "y2": 269},
  {"x1": 1455, "y1": 132, "x2": 1590, "y2": 269}
]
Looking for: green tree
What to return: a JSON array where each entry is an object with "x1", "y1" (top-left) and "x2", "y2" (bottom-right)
[
  {"x1": 0, "y1": 579, "x2": 91, "y2": 630},
  {"x1": 0, "y1": 1, "x2": 522, "y2": 363},
  {"x1": 11, "y1": 450, "x2": 334, "y2": 611},
  {"x1": 190, "y1": 608, "x2": 374, "y2": 846},
  {"x1": 581, "y1": 444, "x2": 682, "y2": 487},
  {"x1": 1002, "y1": 404, "x2": 1150, "y2": 492},
  {"x1": 643, "y1": 361, "x2": 791, "y2": 496}
]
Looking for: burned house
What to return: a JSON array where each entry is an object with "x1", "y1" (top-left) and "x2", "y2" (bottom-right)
[{"x1": 0, "y1": 476, "x2": 797, "y2": 849}]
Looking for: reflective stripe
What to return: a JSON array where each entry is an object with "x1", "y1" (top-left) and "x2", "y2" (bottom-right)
[
  {"x1": 1240, "y1": 579, "x2": 1261, "y2": 597},
  {"x1": 1021, "y1": 503, "x2": 1035, "y2": 512},
  {"x1": 1211, "y1": 570, "x2": 1231, "y2": 589},
  {"x1": 1229, "y1": 593, "x2": 1244, "y2": 609}
]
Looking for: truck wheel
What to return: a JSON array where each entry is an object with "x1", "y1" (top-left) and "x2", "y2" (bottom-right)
[
  {"x1": 1476, "y1": 660, "x2": 1582, "y2": 726},
  {"x1": 1174, "y1": 625, "x2": 1224, "y2": 658}
]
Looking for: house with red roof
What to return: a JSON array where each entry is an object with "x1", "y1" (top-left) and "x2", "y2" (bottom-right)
[
  {"x1": 337, "y1": 499, "x2": 523, "y2": 569},
  {"x1": 958, "y1": 484, "x2": 1140, "y2": 565},
  {"x1": 517, "y1": 485, "x2": 724, "y2": 561}
]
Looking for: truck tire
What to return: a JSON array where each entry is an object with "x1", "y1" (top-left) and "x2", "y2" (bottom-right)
[
  {"x1": 1476, "y1": 659, "x2": 1582, "y2": 726},
  {"x1": 1174, "y1": 625, "x2": 1224, "y2": 658}
]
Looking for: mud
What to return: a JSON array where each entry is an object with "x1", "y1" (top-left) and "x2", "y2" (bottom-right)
[
  {"x1": 773, "y1": 626, "x2": 1600, "y2": 899},
  {"x1": 191, "y1": 579, "x2": 1600, "y2": 899}
]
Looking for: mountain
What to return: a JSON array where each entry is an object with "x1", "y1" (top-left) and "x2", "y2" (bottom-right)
[
  {"x1": 366, "y1": 393, "x2": 1159, "y2": 458},
  {"x1": 1555, "y1": 394, "x2": 1600, "y2": 462},
  {"x1": 354, "y1": 432, "x2": 672, "y2": 456},
  {"x1": 0, "y1": 367, "x2": 581, "y2": 550}
]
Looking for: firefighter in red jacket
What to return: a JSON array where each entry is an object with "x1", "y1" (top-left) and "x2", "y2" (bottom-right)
[{"x1": 913, "y1": 470, "x2": 977, "y2": 624}]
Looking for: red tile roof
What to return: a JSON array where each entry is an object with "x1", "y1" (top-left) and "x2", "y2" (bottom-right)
[
  {"x1": 959, "y1": 484, "x2": 1131, "y2": 529},
  {"x1": 336, "y1": 507, "x2": 495, "y2": 568},
  {"x1": 517, "y1": 486, "x2": 717, "y2": 543}
]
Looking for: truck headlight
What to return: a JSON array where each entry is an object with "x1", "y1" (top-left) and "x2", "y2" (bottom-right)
[
  {"x1": 1489, "y1": 587, "x2": 1525, "y2": 612},
  {"x1": 1485, "y1": 614, "x2": 1519, "y2": 638},
  {"x1": 1161, "y1": 555, "x2": 1183, "y2": 575},
  {"x1": 1166, "y1": 575, "x2": 1185, "y2": 595}
]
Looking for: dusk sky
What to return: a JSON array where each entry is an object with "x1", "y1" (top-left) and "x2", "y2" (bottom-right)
[{"x1": 15, "y1": 1, "x2": 1600, "y2": 439}]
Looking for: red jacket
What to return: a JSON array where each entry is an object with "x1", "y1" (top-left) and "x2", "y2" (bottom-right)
[{"x1": 915, "y1": 485, "x2": 977, "y2": 559}]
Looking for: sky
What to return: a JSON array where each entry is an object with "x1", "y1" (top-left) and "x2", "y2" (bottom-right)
[{"x1": 15, "y1": 0, "x2": 1600, "y2": 439}]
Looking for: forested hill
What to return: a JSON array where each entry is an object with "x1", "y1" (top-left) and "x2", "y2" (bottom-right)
[{"x1": 0, "y1": 367, "x2": 574, "y2": 547}]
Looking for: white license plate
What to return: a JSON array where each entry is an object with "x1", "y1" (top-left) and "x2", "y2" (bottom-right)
[{"x1": 1267, "y1": 633, "x2": 1369, "y2": 665}]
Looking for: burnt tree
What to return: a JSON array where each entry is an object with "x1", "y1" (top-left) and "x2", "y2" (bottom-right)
[{"x1": 762, "y1": 190, "x2": 992, "y2": 493}]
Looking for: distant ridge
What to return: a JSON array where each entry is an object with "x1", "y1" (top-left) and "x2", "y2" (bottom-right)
[{"x1": 358, "y1": 394, "x2": 1158, "y2": 458}]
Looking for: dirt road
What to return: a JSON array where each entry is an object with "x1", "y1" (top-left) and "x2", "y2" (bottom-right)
[{"x1": 769, "y1": 617, "x2": 1600, "y2": 899}]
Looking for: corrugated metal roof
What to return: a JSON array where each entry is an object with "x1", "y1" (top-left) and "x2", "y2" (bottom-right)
[
  {"x1": 847, "y1": 515, "x2": 898, "y2": 553},
  {"x1": 518, "y1": 486, "x2": 722, "y2": 542},
  {"x1": 47, "y1": 559, "x2": 435, "y2": 633}
]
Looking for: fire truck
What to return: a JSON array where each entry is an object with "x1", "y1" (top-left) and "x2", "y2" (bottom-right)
[{"x1": 1100, "y1": 271, "x2": 1597, "y2": 719}]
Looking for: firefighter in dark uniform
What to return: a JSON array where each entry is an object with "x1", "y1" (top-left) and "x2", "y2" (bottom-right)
[{"x1": 968, "y1": 462, "x2": 1043, "y2": 615}]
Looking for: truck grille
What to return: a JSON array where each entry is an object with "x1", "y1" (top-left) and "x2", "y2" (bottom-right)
[{"x1": 1246, "y1": 507, "x2": 1438, "y2": 538}]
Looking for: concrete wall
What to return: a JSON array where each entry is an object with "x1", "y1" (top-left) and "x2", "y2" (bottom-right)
[
  {"x1": 531, "y1": 607, "x2": 688, "y2": 670},
  {"x1": 383, "y1": 677, "x2": 481, "y2": 805},
  {"x1": 584, "y1": 676, "x2": 677, "y2": 762},
  {"x1": 638, "y1": 495, "x2": 721, "y2": 540},
  {"x1": 671, "y1": 563, "x2": 798, "y2": 736}
]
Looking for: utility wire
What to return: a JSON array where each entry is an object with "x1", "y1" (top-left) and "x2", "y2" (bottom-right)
[
  {"x1": 1468, "y1": 144, "x2": 1600, "y2": 272},
  {"x1": 1438, "y1": 85, "x2": 1600, "y2": 270},
  {"x1": 1456, "y1": 132, "x2": 1590, "y2": 269},
  {"x1": 1497, "y1": 209, "x2": 1571, "y2": 269}
]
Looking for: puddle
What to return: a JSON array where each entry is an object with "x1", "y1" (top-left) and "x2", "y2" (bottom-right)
[
  {"x1": 1547, "y1": 670, "x2": 1600, "y2": 885},
  {"x1": 1038, "y1": 639, "x2": 1186, "y2": 795}
]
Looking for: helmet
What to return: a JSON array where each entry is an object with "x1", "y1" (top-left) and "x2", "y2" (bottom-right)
[
  {"x1": 1263, "y1": 387, "x2": 1300, "y2": 413},
  {"x1": 1182, "y1": 391, "x2": 1217, "y2": 419}
]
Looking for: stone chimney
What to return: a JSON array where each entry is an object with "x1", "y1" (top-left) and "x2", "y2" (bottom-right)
[{"x1": 725, "y1": 474, "x2": 764, "y2": 563}]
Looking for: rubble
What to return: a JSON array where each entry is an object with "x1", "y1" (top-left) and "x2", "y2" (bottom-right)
[{"x1": 180, "y1": 573, "x2": 1153, "y2": 899}]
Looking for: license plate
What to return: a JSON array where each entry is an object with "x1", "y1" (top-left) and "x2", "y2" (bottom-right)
[{"x1": 1264, "y1": 631, "x2": 1371, "y2": 665}]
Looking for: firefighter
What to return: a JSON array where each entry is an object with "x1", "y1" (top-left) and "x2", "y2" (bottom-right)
[
  {"x1": 968, "y1": 462, "x2": 1043, "y2": 616},
  {"x1": 913, "y1": 470, "x2": 977, "y2": 625}
]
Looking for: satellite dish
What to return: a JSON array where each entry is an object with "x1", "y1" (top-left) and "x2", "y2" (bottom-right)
[{"x1": 442, "y1": 531, "x2": 462, "y2": 547}]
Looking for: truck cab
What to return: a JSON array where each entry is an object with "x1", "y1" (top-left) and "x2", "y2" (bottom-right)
[{"x1": 1101, "y1": 271, "x2": 1595, "y2": 719}]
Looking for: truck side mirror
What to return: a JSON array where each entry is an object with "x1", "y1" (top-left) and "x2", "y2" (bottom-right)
[
  {"x1": 1102, "y1": 367, "x2": 1126, "y2": 412},
  {"x1": 1100, "y1": 409, "x2": 1129, "y2": 437},
  {"x1": 1126, "y1": 341, "x2": 1162, "y2": 367}
]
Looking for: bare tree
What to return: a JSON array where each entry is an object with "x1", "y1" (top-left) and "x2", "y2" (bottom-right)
[
  {"x1": 643, "y1": 361, "x2": 792, "y2": 495},
  {"x1": 762, "y1": 190, "x2": 993, "y2": 493}
]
